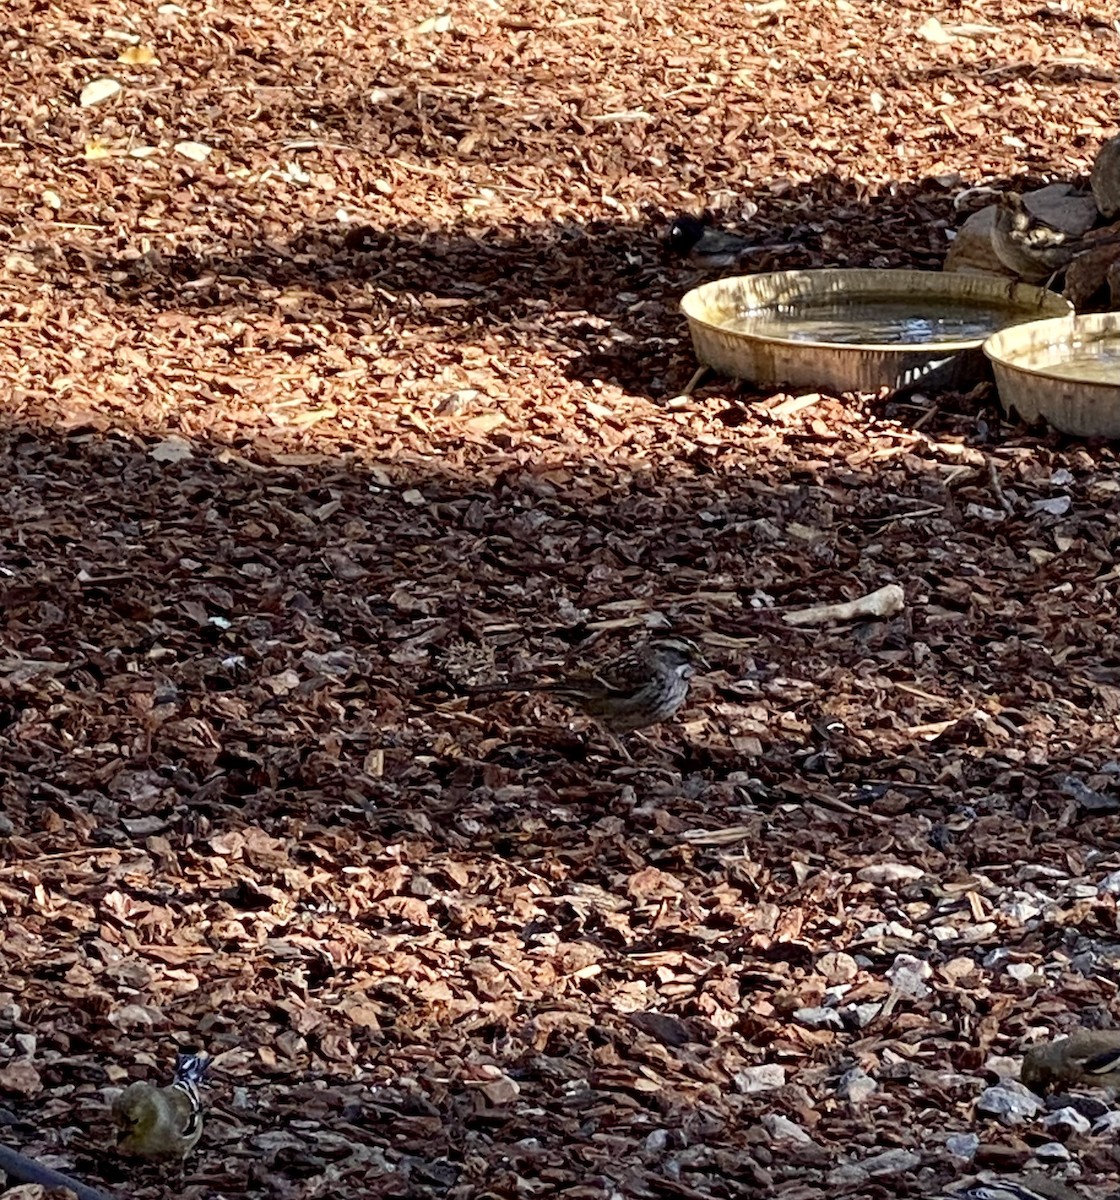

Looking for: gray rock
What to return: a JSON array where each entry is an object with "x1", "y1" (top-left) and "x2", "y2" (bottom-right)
[
  {"x1": 944, "y1": 206, "x2": 1005, "y2": 276},
  {"x1": 1060, "y1": 774, "x2": 1120, "y2": 813},
  {"x1": 734, "y1": 1064, "x2": 786, "y2": 1094},
  {"x1": 887, "y1": 953, "x2": 932, "y2": 1000},
  {"x1": 837, "y1": 1067, "x2": 878, "y2": 1104},
  {"x1": 857, "y1": 863, "x2": 925, "y2": 885},
  {"x1": 1029, "y1": 496, "x2": 1072, "y2": 517},
  {"x1": 643, "y1": 1129, "x2": 669, "y2": 1153},
  {"x1": 1024, "y1": 184, "x2": 1098, "y2": 236},
  {"x1": 1099, "y1": 869, "x2": 1120, "y2": 896},
  {"x1": 976, "y1": 1082, "x2": 1045, "y2": 1124},
  {"x1": 762, "y1": 1113, "x2": 813, "y2": 1143},
  {"x1": 1005, "y1": 962, "x2": 1037, "y2": 981},
  {"x1": 1092, "y1": 133, "x2": 1120, "y2": 218},
  {"x1": 794, "y1": 1006, "x2": 843, "y2": 1029},
  {"x1": 1003, "y1": 898, "x2": 1044, "y2": 923},
  {"x1": 945, "y1": 1132, "x2": 979, "y2": 1160},
  {"x1": 984, "y1": 1055, "x2": 1021, "y2": 1079},
  {"x1": 841, "y1": 1002, "x2": 884, "y2": 1028},
  {"x1": 1092, "y1": 1110, "x2": 1120, "y2": 1135},
  {"x1": 827, "y1": 1164, "x2": 870, "y2": 1188},
  {"x1": 862, "y1": 1148, "x2": 922, "y2": 1176},
  {"x1": 1032, "y1": 1142, "x2": 1071, "y2": 1161},
  {"x1": 1042, "y1": 1106, "x2": 1092, "y2": 1135}
]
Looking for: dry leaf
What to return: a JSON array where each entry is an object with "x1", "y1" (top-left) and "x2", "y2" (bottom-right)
[
  {"x1": 79, "y1": 77, "x2": 122, "y2": 106},
  {"x1": 174, "y1": 140, "x2": 212, "y2": 161},
  {"x1": 916, "y1": 17, "x2": 953, "y2": 43},
  {"x1": 414, "y1": 11, "x2": 453, "y2": 33}
]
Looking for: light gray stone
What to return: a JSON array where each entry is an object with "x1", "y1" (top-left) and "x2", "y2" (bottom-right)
[
  {"x1": 975, "y1": 1082, "x2": 1045, "y2": 1124},
  {"x1": 1042, "y1": 1106, "x2": 1091, "y2": 1135}
]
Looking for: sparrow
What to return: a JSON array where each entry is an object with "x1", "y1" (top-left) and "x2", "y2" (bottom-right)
[
  {"x1": 666, "y1": 215, "x2": 793, "y2": 268},
  {"x1": 474, "y1": 636, "x2": 708, "y2": 733},
  {"x1": 991, "y1": 193, "x2": 1085, "y2": 284},
  {"x1": 112, "y1": 1051, "x2": 209, "y2": 1161},
  {"x1": 1020, "y1": 1029, "x2": 1120, "y2": 1095}
]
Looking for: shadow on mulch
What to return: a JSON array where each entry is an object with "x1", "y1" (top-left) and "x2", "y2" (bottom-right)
[
  {"x1": 56, "y1": 172, "x2": 1017, "y2": 403},
  {"x1": 2, "y1": 409, "x2": 1117, "y2": 856}
]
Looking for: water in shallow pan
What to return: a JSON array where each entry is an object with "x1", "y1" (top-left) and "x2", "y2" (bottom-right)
[
  {"x1": 723, "y1": 297, "x2": 1035, "y2": 346},
  {"x1": 1009, "y1": 334, "x2": 1120, "y2": 384}
]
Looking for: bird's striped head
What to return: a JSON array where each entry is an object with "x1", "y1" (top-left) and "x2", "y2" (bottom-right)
[{"x1": 650, "y1": 635, "x2": 709, "y2": 676}]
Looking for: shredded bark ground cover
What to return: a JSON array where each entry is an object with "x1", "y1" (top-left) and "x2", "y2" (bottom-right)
[{"x1": 2, "y1": 0, "x2": 1120, "y2": 1197}]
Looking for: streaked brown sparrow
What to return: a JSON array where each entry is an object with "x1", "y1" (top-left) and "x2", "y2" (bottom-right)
[{"x1": 476, "y1": 636, "x2": 708, "y2": 733}]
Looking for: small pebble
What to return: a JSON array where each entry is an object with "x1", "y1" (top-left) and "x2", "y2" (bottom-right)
[
  {"x1": 976, "y1": 1083, "x2": 1045, "y2": 1124},
  {"x1": 1098, "y1": 869, "x2": 1120, "y2": 896},
  {"x1": 862, "y1": 1148, "x2": 922, "y2": 1176},
  {"x1": 837, "y1": 1067, "x2": 878, "y2": 1104},
  {"x1": 1002, "y1": 898, "x2": 1044, "y2": 922},
  {"x1": 1032, "y1": 1142, "x2": 1071, "y2": 1161},
  {"x1": 984, "y1": 1055, "x2": 1021, "y2": 1079},
  {"x1": 734, "y1": 1065, "x2": 785, "y2": 1094},
  {"x1": 1029, "y1": 495, "x2": 1072, "y2": 516},
  {"x1": 840, "y1": 1002, "x2": 883, "y2": 1029},
  {"x1": 945, "y1": 1132, "x2": 980, "y2": 1160},
  {"x1": 762, "y1": 1114, "x2": 813, "y2": 1144},
  {"x1": 1092, "y1": 1111, "x2": 1120, "y2": 1135},
  {"x1": 887, "y1": 953, "x2": 932, "y2": 1000},
  {"x1": 827, "y1": 1164, "x2": 869, "y2": 1187},
  {"x1": 1049, "y1": 1094, "x2": 1109, "y2": 1121},
  {"x1": 857, "y1": 863, "x2": 924, "y2": 885},
  {"x1": 1042, "y1": 1106, "x2": 1092, "y2": 1135},
  {"x1": 794, "y1": 1006, "x2": 843, "y2": 1030},
  {"x1": 1005, "y1": 962, "x2": 1036, "y2": 981}
]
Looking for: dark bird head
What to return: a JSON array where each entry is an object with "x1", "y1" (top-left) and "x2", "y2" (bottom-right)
[{"x1": 666, "y1": 214, "x2": 707, "y2": 254}]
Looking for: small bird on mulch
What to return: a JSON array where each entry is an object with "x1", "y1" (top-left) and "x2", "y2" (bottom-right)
[
  {"x1": 667, "y1": 214, "x2": 752, "y2": 267},
  {"x1": 666, "y1": 214, "x2": 794, "y2": 268},
  {"x1": 112, "y1": 1051, "x2": 209, "y2": 1161},
  {"x1": 472, "y1": 635, "x2": 708, "y2": 735},
  {"x1": 1020, "y1": 1029, "x2": 1120, "y2": 1094}
]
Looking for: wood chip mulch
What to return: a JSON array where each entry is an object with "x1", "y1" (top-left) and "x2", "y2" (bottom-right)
[{"x1": 2, "y1": 0, "x2": 1120, "y2": 1197}]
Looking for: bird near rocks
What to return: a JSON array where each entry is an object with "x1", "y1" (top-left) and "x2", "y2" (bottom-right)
[
  {"x1": 474, "y1": 635, "x2": 709, "y2": 735},
  {"x1": 1020, "y1": 1029, "x2": 1120, "y2": 1095},
  {"x1": 112, "y1": 1051, "x2": 209, "y2": 1162},
  {"x1": 991, "y1": 193, "x2": 1086, "y2": 284}
]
